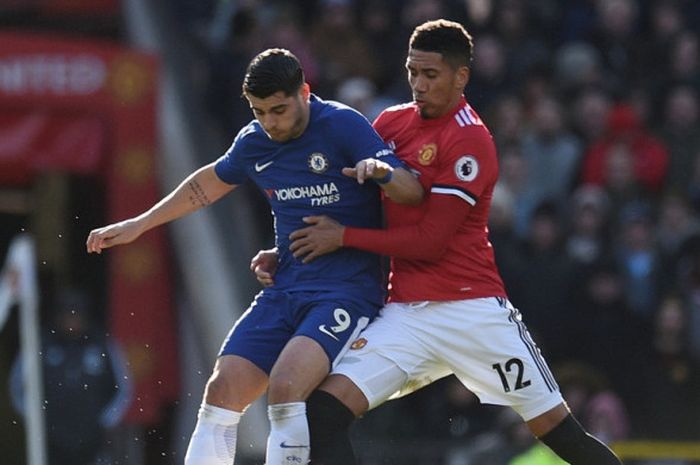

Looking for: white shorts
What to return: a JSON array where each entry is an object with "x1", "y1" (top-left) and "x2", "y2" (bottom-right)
[{"x1": 332, "y1": 297, "x2": 564, "y2": 421}]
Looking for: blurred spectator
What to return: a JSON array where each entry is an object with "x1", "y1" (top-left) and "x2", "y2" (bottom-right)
[
  {"x1": 356, "y1": 0, "x2": 406, "y2": 94},
  {"x1": 667, "y1": 31, "x2": 700, "y2": 89},
  {"x1": 640, "y1": 0, "x2": 687, "y2": 89},
  {"x1": 631, "y1": 294, "x2": 700, "y2": 439},
  {"x1": 565, "y1": 185, "x2": 612, "y2": 266},
  {"x1": 492, "y1": 0, "x2": 551, "y2": 83},
  {"x1": 554, "y1": 362, "x2": 630, "y2": 445},
  {"x1": 489, "y1": 93, "x2": 526, "y2": 150},
  {"x1": 570, "y1": 86, "x2": 613, "y2": 146},
  {"x1": 467, "y1": 34, "x2": 512, "y2": 113},
  {"x1": 520, "y1": 94, "x2": 583, "y2": 206},
  {"x1": 263, "y1": 9, "x2": 320, "y2": 87},
  {"x1": 613, "y1": 202, "x2": 663, "y2": 320},
  {"x1": 310, "y1": 0, "x2": 379, "y2": 96},
  {"x1": 588, "y1": 0, "x2": 641, "y2": 92},
  {"x1": 656, "y1": 193, "x2": 700, "y2": 272},
  {"x1": 510, "y1": 201, "x2": 577, "y2": 362},
  {"x1": 580, "y1": 103, "x2": 669, "y2": 198},
  {"x1": 554, "y1": 42, "x2": 603, "y2": 94},
  {"x1": 568, "y1": 259, "x2": 651, "y2": 399},
  {"x1": 204, "y1": 5, "x2": 262, "y2": 134},
  {"x1": 659, "y1": 85, "x2": 700, "y2": 192},
  {"x1": 496, "y1": 144, "x2": 541, "y2": 238},
  {"x1": 10, "y1": 289, "x2": 132, "y2": 465},
  {"x1": 489, "y1": 184, "x2": 522, "y2": 294}
]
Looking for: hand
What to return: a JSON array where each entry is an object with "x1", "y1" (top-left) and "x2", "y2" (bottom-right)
[
  {"x1": 342, "y1": 158, "x2": 393, "y2": 184},
  {"x1": 289, "y1": 216, "x2": 344, "y2": 263},
  {"x1": 86, "y1": 219, "x2": 145, "y2": 254},
  {"x1": 250, "y1": 248, "x2": 278, "y2": 287}
]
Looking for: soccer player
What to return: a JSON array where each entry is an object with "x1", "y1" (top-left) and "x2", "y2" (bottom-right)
[
  {"x1": 258, "y1": 21, "x2": 623, "y2": 465},
  {"x1": 86, "y1": 48, "x2": 422, "y2": 465}
]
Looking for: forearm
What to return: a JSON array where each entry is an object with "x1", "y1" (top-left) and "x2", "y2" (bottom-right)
[
  {"x1": 379, "y1": 167, "x2": 424, "y2": 205},
  {"x1": 137, "y1": 163, "x2": 235, "y2": 232},
  {"x1": 343, "y1": 194, "x2": 470, "y2": 260}
]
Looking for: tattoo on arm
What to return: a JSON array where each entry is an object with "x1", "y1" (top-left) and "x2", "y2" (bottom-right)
[{"x1": 187, "y1": 180, "x2": 211, "y2": 207}]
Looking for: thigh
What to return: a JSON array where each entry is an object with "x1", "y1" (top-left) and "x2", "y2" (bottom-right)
[
  {"x1": 268, "y1": 335, "x2": 332, "y2": 403},
  {"x1": 437, "y1": 298, "x2": 564, "y2": 421},
  {"x1": 293, "y1": 293, "x2": 377, "y2": 368},
  {"x1": 218, "y1": 290, "x2": 294, "y2": 374},
  {"x1": 331, "y1": 302, "x2": 451, "y2": 410}
]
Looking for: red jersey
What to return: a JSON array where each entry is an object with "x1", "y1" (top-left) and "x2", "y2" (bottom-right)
[{"x1": 347, "y1": 97, "x2": 506, "y2": 302}]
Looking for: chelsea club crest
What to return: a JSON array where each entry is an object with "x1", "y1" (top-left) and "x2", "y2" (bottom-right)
[{"x1": 308, "y1": 152, "x2": 329, "y2": 173}]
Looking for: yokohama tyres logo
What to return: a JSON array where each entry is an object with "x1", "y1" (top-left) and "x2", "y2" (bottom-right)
[{"x1": 266, "y1": 182, "x2": 341, "y2": 206}]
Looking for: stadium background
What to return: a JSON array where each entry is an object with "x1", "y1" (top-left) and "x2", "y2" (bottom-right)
[{"x1": 1, "y1": 0, "x2": 700, "y2": 464}]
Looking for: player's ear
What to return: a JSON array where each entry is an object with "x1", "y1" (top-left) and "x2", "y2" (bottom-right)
[
  {"x1": 456, "y1": 66, "x2": 470, "y2": 89},
  {"x1": 301, "y1": 82, "x2": 311, "y2": 100}
]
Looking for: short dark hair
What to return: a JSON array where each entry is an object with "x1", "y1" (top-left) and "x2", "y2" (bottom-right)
[
  {"x1": 242, "y1": 48, "x2": 304, "y2": 98},
  {"x1": 409, "y1": 19, "x2": 474, "y2": 69}
]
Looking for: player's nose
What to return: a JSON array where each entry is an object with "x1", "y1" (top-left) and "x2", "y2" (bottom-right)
[{"x1": 412, "y1": 76, "x2": 429, "y2": 93}]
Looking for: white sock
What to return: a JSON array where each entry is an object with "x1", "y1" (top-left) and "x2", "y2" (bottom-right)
[
  {"x1": 265, "y1": 402, "x2": 310, "y2": 465},
  {"x1": 184, "y1": 403, "x2": 242, "y2": 465}
]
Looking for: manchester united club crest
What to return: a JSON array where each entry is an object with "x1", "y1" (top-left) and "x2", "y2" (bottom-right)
[
  {"x1": 308, "y1": 152, "x2": 329, "y2": 173},
  {"x1": 350, "y1": 337, "x2": 368, "y2": 350},
  {"x1": 418, "y1": 143, "x2": 437, "y2": 166},
  {"x1": 455, "y1": 155, "x2": 479, "y2": 182}
]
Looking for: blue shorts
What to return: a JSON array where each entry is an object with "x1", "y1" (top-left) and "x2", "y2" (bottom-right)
[{"x1": 218, "y1": 289, "x2": 381, "y2": 374}]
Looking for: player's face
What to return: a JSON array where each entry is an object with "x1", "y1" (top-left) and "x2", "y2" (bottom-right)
[
  {"x1": 247, "y1": 83, "x2": 311, "y2": 142},
  {"x1": 406, "y1": 48, "x2": 469, "y2": 119}
]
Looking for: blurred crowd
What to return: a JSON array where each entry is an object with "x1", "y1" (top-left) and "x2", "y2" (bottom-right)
[{"x1": 174, "y1": 0, "x2": 700, "y2": 462}]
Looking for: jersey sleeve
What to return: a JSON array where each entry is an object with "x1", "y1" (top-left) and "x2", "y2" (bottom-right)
[
  {"x1": 343, "y1": 194, "x2": 471, "y2": 260},
  {"x1": 431, "y1": 128, "x2": 497, "y2": 206},
  {"x1": 333, "y1": 108, "x2": 404, "y2": 169},
  {"x1": 214, "y1": 131, "x2": 249, "y2": 185}
]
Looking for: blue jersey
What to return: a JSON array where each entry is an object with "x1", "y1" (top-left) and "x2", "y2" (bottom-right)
[{"x1": 215, "y1": 95, "x2": 402, "y2": 306}]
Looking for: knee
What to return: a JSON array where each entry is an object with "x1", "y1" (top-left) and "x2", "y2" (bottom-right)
[
  {"x1": 204, "y1": 371, "x2": 244, "y2": 410},
  {"x1": 267, "y1": 374, "x2": 300, "y2": 403}
]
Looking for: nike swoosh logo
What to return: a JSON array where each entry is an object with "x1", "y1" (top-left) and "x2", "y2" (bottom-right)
[
  {"x1": 254, "y1": 160, "x2": 274, "y2": 172},
  {"x1": 280, "y1": 442, "x2": 310, "y2": 449},
  {"x1": 318, "y1": 324, "x2": 339, "y2": 341}
]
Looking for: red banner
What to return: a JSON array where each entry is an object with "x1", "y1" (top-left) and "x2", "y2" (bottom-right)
[{"x1": 0, "y1": 32, "x2": 179, "y2": 424}]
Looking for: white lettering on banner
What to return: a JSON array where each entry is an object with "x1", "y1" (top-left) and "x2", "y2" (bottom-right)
[
  {"x1": 0, "y1": 55, "x2": 107, "y2": 96},
  {"x1": 271, "y1": 182, "x2": 341, "y2": 206}
]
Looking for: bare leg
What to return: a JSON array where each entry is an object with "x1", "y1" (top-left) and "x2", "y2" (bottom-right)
[{"x1": 185, "y1": 355, "x2": 268, "y2": 465}]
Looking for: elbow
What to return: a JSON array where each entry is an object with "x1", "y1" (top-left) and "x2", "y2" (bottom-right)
[
  {"x1": 388, "y1": 184, "x2": 424, "y2": 206},
  {"x1": 404, "y1": 187, "x2": 425, "y2": 206}
]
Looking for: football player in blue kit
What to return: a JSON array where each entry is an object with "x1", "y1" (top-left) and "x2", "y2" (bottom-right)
[{"x1": 86, "y1": 48, "x2": 423, "y2": 465}]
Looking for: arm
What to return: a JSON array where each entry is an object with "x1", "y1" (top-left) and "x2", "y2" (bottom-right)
[
  {"x1": 86, "y1": 162, "x2": 236, "y2": 253},
  {"x1": 343, "y1": 158, "x2": 423, "y2": 205},
  {"x1": 289, "y1": 194, "x2": 470, "y2": 263}
]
